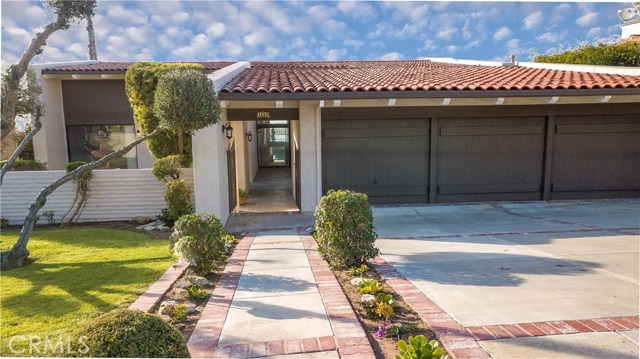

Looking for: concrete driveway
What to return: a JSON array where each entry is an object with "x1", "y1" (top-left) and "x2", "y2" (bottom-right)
[{"x1": 373, "y1": 199, "x2": 639, "y2": 359}]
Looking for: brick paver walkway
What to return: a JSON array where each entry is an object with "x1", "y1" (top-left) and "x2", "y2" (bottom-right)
[{"x1": 187, "y1": 229, "x2": 375, "y2": 358}]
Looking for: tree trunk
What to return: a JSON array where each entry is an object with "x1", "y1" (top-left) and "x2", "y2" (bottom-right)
[
  {"x1": 86, "y1": 15, "x2": 97, "y2": 60},
  {"x1": 0, "y1": 129, "x2": 159, "y2": 270},
  {"x1": 1, "y1": 12, "x2": 67, "y2": 140},
  {"x1": 0, "y1": 107, "x2": 42, "y2": 186}
]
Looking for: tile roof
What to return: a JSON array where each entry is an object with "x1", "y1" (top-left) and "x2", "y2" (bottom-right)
[
  {"x1": 41, "y1": 61, "x2": 235, "y2": 74},
  {"x1": 221, "y1": 60, "x2": 640, "y2": 94}
]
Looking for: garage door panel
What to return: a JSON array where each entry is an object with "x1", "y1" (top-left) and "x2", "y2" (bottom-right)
[
  {"x1": 551, "y1": 115, "x2": 640, "y2": 199},
  {"x1": 436, "y1": 117, "x2": 546, "y2": 202},
  {"x1": 322, "y1": 119, "x2": 429, "y2": 204}
]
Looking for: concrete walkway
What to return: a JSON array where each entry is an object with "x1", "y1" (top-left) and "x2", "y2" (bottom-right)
[
  {"x1": 187, "y1": 229, "x2": 375, "y2": 358},
  {"x1": 239, "y1": 168, "x2": 298, "y2": 213}
]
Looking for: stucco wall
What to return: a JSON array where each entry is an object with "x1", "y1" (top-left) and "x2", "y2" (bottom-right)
[{"x1": 0, "y1": 168, "x2": 193, "y2": 225}]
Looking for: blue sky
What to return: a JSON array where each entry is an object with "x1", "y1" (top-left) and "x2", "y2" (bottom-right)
[{"x1": 0, "y1": 1, "x2": 634, "y2": 66}]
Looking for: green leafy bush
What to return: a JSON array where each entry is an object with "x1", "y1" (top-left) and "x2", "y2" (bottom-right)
[
  {"x1": 222, "y1": 233, "x2": 238, "y2": 246},
  {"x1": 124, "y1": 62, "x2": 203, "y2": 159},
  {"x1": 67, "y1": 160, "x2": 92, "y2": 181},
  {"x1": 187, "y1": 284, "x2": 208, "y2": 300},
  {"x1": 314, "y1": 189, "x2": 379, "y2": 269},
  {"x1": 397, "y1": 335, "x2": 446, "y2": 359},
  {"x1": 0, "y1": 159, "x2": 46, "y2": 171},
  {"x1": 348, "y1": 264, "x2": 369, "y2": 277},
  {"x1": 154, "y1": 68, "x2": 221, "y2": 133},
  {"x1": 157, "y1": 179, "x2": 193, "y2": 228},
  {"x1": 171, "y1": 213, "x2": 226, "y2": 275},
  {"x1": 76, "y1": 309, "x2": 190, "y2": 358},
  {"x1": 164, "y1": 304, "x2": 187, "y2": 323},
  {"x1": 533, "y1": 41, "x2": 640, "y2": 67},
  {"x1": 152, "y1": 154, "x2": 186, "y2": 182},
  {"x1": 363, "y1": 292, "x2": 396, "y2": 319},
  {"x1": 358, "y1": 279, "x2": 383, "y2": 295},
  {"x1": 0, "y1": 217, "x2": 9, "y2": 229}
]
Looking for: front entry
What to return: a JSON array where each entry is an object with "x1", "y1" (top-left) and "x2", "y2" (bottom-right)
[{"x1": 257, "y1": 121, "x2": 290, "y2": 167}]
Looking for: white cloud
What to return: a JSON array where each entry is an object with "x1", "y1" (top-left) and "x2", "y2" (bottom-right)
[
  {"x1": 343, "y1": 39, "x2": 364, "y2": 49},
  {"x1": 337, "y1": 1, "x2": 375, "y2": 19},
  {"x1": 535, "y1": 31, "x2": 567, "y2": 43},
  {"x1": 523, "y1": 11, "x2": 542, "y2": 30},
  {"x1": 321, "y1": 48, "x2": 347, "y2": 61},
  {"x1": 445, "y1": 45, "x2": 460, "y2": 53},
  {"x1": 422, "y1": 40, "x2": 438, "y2": 51},
  {"x1": 586, "y1": 27, "x2": 605, "y2": 39},
  {"x1": 379, "y1": 51, "x2": 403, "y2": 60},
  {"x1": 576, "y1": 12, "x2": 597, "y2": 27},
  {"x1": 206, "y1": 23, "x2": 225, "y2": 38},
  {"x1": 243, "y1": 27, "x2": 274, "y2": 47},
  {"x1": 222, "y1": 40, "x2": 243, "y2": 58},
  {"x1": 493, "y1": 27, "x2": 511, "y2": 41},
  {"x1": 436, "y1": 28, "x2": 457, "y2": 40}
]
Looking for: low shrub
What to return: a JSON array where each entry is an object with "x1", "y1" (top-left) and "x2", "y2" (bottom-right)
[
  {"x1": 0, "y1": 217, "x2": 9, "y2": 229},
  {"x1": 314, "y1": 189, "x2": 379, "y2": 269},
  {"x1": 397, "y1": 335, "x2": 446, "y2": 359},
  {"x1": 42, "y1": 210, "x2": 56, "y2": 225},
  {"x1": 158, "y1": 179, "x2": 193, "y2": 228},
  {"x1": 187, "y1": 284, "x2": 208, "y2": 300},
  {"x1": 152, "y1": 155, "x2": 186, "y2": 182},
  {"x1": 171, "y1": 213, "x2": 225, "y2": 275},
  {"x1": 0, "y1": 159, "x2": 46, "y2": 171},
  {"x1": 364, "y1": 292, "x2": 396, "y2": 319},
  {"x1": 164, "y1": 304, "x2": 187, "y2": 323},
  {"x1": 348, "y1": 264, "x2": 369, "y2": 277},
  {"x1": 357, "y1": 279, "x2": 383, "y2": 295},
  {"x1": 533, "y1": 41, "x2": 640, "y2": 67},
  {"x1": 76, "y1": 309, "x2": 190, "y2": 358}
]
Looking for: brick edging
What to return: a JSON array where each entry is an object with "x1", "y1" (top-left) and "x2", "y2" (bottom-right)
[
  {"x1": 371, "y1": 257, "x2": 491, "y2": 359},
  {"x1": 467, "y1": 316, "x2": 640, "y2": 341},
  {"x1": 128, "y1": 261, "x2": 189, "y2": 313},
  {"x1": 298, "y1": 230, "x2": 377, "y2": 359},
  {"x1": 213, "y1": 335, "x2": 337, "y2": 358},
  {"x1": 187, "y1": 234, "x2": 256, "y2": 358}
]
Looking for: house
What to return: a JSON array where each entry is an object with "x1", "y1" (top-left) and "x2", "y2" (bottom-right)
[{"x1": 29, "y1": 59, "x2": 640, "y2": 224}]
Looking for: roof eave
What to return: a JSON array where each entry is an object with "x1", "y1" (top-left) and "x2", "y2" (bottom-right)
[{"x1": 218, "y1": 88, "x2": 640, "y2": 101}]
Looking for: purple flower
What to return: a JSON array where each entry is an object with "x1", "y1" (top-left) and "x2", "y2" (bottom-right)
[{"x1": 373, "y1": 321, "x2": 389, "y2": 338}]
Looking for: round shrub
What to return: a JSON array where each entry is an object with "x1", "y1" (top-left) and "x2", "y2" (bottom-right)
[
  {"x1": 157, "y1": 179, "x2": 193, "y2": 228},
  {"x1": 153, "y1": 68, "x2": 220, "y2": 133},
  {"x1": 152, "y1": 155, "x2": 186, "y2": 182},
  {"x1": 76, "y1": 309, "x2": 189, "y2": 358},
  {"x1": 314, "y1": 189, "x2": 379, "y2": 269},
  {"x1": 171, "y1": 213, "x2": 225, "y2": 275}
]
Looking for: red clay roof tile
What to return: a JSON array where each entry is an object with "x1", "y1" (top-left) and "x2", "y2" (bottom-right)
[{"x1": 221, "y1": 60, "x2": 640, "y2": 94}]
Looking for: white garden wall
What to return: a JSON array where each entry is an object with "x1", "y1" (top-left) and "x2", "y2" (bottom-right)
[{"x1": 0, "y1": 169, "x2": 194, "y2": 225}]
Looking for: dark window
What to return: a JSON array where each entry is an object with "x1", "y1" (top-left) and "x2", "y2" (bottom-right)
[{"x1": 66, "y1": 125, "x2": 137, "y2": 169}]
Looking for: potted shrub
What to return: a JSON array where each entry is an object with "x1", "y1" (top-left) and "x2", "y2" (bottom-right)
[{"x1": 239, "y1": 188, "x2": 248, "y2": 205}]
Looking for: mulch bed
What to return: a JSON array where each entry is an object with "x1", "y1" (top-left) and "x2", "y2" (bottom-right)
[
  {"x1": 333, "y1": 266, "x2": 441, "y2": 359},
  {"x1": 153, "y1": 232, "x2": 245, "y2": 342}
]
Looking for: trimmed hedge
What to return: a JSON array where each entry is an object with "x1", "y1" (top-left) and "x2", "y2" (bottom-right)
[
  {"x1": 533, "y1": 41, "x2": 640, "y2": 67},
  {"x1": 124, "y1": 62, "x2": 203, "y2": 159},
  {"x1": 157, "y1": 179, "x2": 193, "y2": 228},
  {"x1": 0, "y1": 159, "x2": 46, "y2": 171},
  {"x1": 152, "y1": 154, "x2": 186, "y2": 182},
  {"x1": 76, "y1": 309, "x2": 189, "y2": 358},
  {"x1": 314, "y1": 189, "x2": 379, "y2": 269}
]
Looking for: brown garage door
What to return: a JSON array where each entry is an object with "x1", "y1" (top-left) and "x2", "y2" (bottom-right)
[
  {"x1": 322, "y1": 119, "x2": 430, "y2": 204},
  {"x1": 551, "y1": 115, "x2": 640, "y2": 199},
  {"x1": 436, "y1": 117, "x2": 546, "y2": 202}
]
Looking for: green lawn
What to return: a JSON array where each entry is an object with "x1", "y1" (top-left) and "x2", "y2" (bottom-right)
[{"x1": 0, "y1": 228, "x2": 175, "y2": 356}]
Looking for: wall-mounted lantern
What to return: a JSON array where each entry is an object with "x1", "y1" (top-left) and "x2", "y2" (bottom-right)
[
  {"x1": 222, "y1": 123, "x2": 233, "y2": 139},
  {"x1": 246, "y1": 131, "x2": 253, "y2": 142}
]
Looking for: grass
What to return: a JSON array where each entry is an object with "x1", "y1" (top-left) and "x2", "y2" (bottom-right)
[{"x1": 0, "y1": 227, "x2": 175, "y2": 356}]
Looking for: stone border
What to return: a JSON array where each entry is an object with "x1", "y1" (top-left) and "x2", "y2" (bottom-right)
[
  {"x1": 213, "y1": 335, "x2": 337, "y2": 358},
  {"x1": 299, "y1": 230, "x2": 377, "y2": 359},
  {"x1": 467, "y1": 316, "x2": 640, "y2": 340},
  {"x1": 188, "y1": 233, "x2": 256, "y2": 358},
  {"x1": 128, "y1": 261, "x2": 189, "y2": 313},
  {"x1": 371, "y1": 257, "x2": 491, "y2": 359}
]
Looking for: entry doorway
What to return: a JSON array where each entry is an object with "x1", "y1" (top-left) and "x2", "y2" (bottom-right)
[{"x1": 257, "y1": 120, "x2": 290, "y2": 167}]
